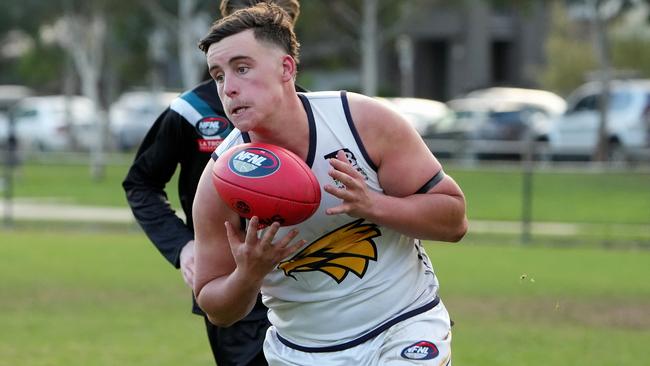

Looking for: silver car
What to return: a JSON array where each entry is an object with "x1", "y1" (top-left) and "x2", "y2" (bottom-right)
[
  {"x1": 547, "y1": 79, "x2": 650, "y2": 161},
  {"x1": 109, "y1": 90, "x2": 179, "y2": 151},
  {"x1": 13, "y1": 95, "x2": 97, "y2": 151}
]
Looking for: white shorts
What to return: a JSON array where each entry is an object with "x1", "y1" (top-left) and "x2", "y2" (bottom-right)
[{"x1": 263, "y1": 300, "x2": 452, "y2": 366}]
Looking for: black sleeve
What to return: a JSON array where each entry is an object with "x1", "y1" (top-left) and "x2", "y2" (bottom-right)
[{"x1": 122, "y1": 109, "x2": 194, "y2": 268}]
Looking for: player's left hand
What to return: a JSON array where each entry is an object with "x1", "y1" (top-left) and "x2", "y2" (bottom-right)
[
  {"x1": 179, "y1": 240, "x2": 195, "y2": 288},
  {"x1": 225, "y1": 217, "x2": 304, "y2": 281},
  {"x1": 324, "y1": 150, "x2": 375, "y2": 217}
]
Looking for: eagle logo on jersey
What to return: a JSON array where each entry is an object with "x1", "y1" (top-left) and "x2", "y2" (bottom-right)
[{"x1": 278, "y1": 219, "x2": 380, "y2": 283}]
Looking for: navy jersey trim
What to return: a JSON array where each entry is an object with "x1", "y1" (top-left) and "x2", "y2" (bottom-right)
[
  {"x1": 297, "y1": 93, "x2": 317, "y2": 168},
  {"x1": 340, "y1": 91, "x2": 379, "y2": 172},
  {"x1": 242, "y1": 132, "x2": 252, "y2": 143},
  {"x1": 276, "y1": 296, "x2": 440, "y2": 353}
]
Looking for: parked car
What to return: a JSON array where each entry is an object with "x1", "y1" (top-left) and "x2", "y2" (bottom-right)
[
  {"x1": 546, "y1": 79, "x2": 650, "y2": 161},
  {"x1": 0, "y1": 85, "x2": 33, "y2": 112},
  {"x1": 441, "y1": 98, "x2": 551, "y2": 159},
  {"x1": 436, "y1": 87, "x2": 566, "y2": 140},
  {"x1": 430, "y1": 88, "x2": 565, "y2": 159},
  {"x1": 464, "y1": 87, "x2": 567, "y2": 116},
  {"x1": 376, "y1": 97, "x2": 454, "y2": 138},
  {"x1": 13, "y1": 95, "x2": 97, "y2": 151},
  {"x1": 109, "y1": 90, "x2": 179, "y2": 151}
]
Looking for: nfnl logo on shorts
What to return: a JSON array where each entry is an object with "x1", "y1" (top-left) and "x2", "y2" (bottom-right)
[
  {"x1": 400, "y1": 341, "x2": 439, "y2": 360},
  {"x1": 229, "y1": 148, "x2": 280, "y2": 177}
]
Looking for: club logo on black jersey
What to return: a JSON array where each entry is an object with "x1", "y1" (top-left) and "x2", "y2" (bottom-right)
[
  {"x1": 278, "y1": 219, "x2": 379, "y2": 283},
  {"x1": 324, "y1": 148, "x2": 369, "y2": 188},
  {"x1": 197, "y1": 116, "x2": 230, "y2": 137},
  {"x1": 229, "y1": 147, "x2": 280, "y2": 178}
]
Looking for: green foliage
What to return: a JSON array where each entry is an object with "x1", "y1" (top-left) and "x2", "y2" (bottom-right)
[
  {"x1": 14, "y1": 44, "x2": 66, "y2": 91},
  {"x1": 537, "y1": 1, "x2": 597, "y2": 96},
  {"x1": 611, "y1": 35, "x2": 650, "y2": 78},
  {"x1": 539, "y1": 0, "x2": 650, "y2": 95}
]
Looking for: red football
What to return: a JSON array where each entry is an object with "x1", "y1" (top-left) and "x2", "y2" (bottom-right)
[{"x1": 211, "y1": 142, "x2": 321, "y2": 227}]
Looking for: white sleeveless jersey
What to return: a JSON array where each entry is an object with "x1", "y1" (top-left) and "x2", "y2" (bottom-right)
[{"x1": 213, "y1": 91, "x2": 440, "y2": 350}]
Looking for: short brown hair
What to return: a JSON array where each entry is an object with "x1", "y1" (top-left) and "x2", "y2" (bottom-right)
[
  {"x1": 199, "y1": 3, "x2": 300, "y2": 64},
  {"x1": 220, "y1": 0, "x2": 300, "y2": 26}
]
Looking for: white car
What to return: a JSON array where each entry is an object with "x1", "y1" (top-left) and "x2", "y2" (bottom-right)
[
  {"x1": 109, "y1": 90, "x2": 179, "y2": 151},
  {"x1": 376, "y1": 97, "x2": 454, "y2": 138},
  {"x1": 13, "y1": 95, "x2": 97, "y2": 151},
  {"x1": 464, "y1": 87, "x2": 567, "y2": 116},
  {"x1": 547, "y1": 79, "x2": 650, "y2": 160}
]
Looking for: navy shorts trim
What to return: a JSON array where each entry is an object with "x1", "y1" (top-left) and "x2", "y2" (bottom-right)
[{"x1": 276, "y1": 296, "x2": 441, "y2": 353}]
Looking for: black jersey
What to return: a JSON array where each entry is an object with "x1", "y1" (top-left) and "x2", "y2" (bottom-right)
[
  {"x1": 124, "y1": 80, "x2": 226, "y2": 267},
  {"x1": 123, "y1": 79, "x2": 268, "y2": 318}
]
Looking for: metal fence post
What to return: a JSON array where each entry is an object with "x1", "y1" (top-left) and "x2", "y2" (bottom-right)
[
  {"x1": 521, "y1": 127, "x2": 535, "y2": 244},
  {"x1": 3, "y1": 107, "x2": 17, "y2": 227}
]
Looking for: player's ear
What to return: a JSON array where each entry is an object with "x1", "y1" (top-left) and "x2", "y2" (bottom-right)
[{"x1": 281, "y1": 55, "x2": 297, "y2": 82}]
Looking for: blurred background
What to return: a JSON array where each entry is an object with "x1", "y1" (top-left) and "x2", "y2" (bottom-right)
[
  {"x1": 1, "y1": 1, "x2": 649, "y2": 365},
  {"x1": 2, "y1": 0, "x2": 650, "y2": 163}
]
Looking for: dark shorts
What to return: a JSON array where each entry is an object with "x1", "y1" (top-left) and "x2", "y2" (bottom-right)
[
  {"x1": 204, "y1": 316, "x2": 270, "y2": 366},
  {"x1": 195, "y1": 293, "x2": 270, "y2": 366}
]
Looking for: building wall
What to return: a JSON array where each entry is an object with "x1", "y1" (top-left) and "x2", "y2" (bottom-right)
[{"x1": 390, "y1": 1, "x2": 549, "y2": 101}]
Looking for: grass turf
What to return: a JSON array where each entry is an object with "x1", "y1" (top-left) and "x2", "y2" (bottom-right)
[
  {"x1": 9, "y1": 161, "x2": 650, "y2": 226},
  {"x1": 1, "y1": 229, "x2": 648, "y2": 365}
]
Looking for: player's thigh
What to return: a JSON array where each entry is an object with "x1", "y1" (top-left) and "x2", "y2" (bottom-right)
[{"x1": 378, "y1": 301, "x2": 452, "y2": 365}]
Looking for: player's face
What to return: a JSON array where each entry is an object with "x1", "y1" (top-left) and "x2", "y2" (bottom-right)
[{"x1": 207, "y1": 29, "x2": 287, "y2": 132}]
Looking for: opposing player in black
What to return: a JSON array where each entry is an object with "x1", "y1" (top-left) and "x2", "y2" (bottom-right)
[{"x1": 122, "y1": 1, "x2": 301, "y2": 365}]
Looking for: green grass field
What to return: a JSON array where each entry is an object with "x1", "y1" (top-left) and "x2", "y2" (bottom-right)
[
  {"x1": 0, "y1": 230, "x2": 212, "y2": 366},
  {"x1": 2, "y1": 158, "x2": 649, "y2": 364},
  {"x1": 9, "y1": 160, "x2": 650, "y2": 224},
  {"x1": 8, "y1": 160, "x2": 650, "y2": 245},
  {"x1": 1, "y1": 230, "x2": 649, "y2": 366}
]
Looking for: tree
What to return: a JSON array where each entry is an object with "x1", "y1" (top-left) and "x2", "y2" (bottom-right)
[
  {"x1": 141, "y1": 0, "x2": 214, "y2": 90},
  {"x1": 538, "y1": 1, "x2": 598, "y2": 96},
  {"x1": 302, "y1": 0, "x2": 425, "y2": 96},
  {"x1": 53, "y1": 3, "x2": 108, "y2": 179},
  {"x1": 565, "y1": 0, "x2": 648, "y2": 161}
]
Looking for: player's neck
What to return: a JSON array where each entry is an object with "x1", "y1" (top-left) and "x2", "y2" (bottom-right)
[{"x1": 249, "y1": 94, "x2": 309, "y2": 160}]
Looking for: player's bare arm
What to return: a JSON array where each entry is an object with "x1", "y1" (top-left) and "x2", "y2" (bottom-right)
[
  {"x1": 193, "y1": 159, "x2": 303, "y2": 326},
  {"x1": 325, "y1": 92, "x2": 467, "y2": 242}
]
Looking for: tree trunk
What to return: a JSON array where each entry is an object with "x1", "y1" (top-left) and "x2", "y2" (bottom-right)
[
  {"x1": 591, "y1": 0, "x2": 612, "y2": 162},
  {"x1": 62, "y1": 13, "x2": 107, "y2": 181},
  {"x1": 361, "y1": 0, "x2": 379, "y2": 96},
  {"x1": 178, "y1": 0, "x2": 201, "y2": 89}
]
